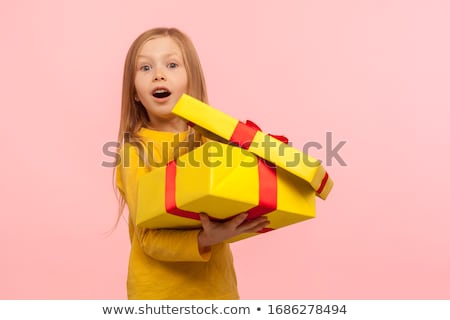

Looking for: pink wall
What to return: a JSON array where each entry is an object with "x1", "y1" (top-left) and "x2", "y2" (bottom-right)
[{"x1": 1, "y1": 0, "x2": 449, "y2": 299}]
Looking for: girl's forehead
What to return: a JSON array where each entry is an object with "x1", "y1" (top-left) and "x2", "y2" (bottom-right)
[{"x1": 138, "y1": 36, "x2": 183, "y2": 57}]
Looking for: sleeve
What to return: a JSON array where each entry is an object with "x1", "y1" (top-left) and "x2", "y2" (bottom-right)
[{"x1": 116, "y1": 142, "x2": 211, "y2": 262}]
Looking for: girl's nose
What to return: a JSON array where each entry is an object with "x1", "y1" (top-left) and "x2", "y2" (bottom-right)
[{"x1": 153, "y1": 70, "x2": 166, "y2": 81}]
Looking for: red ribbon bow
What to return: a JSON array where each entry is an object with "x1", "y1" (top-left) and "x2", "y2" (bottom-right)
[{"x1": 230, "y1": 120, "x2": 289, "y2": 148}]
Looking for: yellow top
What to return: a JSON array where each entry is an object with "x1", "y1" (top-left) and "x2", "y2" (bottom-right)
[{"x1": 116, "y1": 127, "x2": 239, "y2": 299}]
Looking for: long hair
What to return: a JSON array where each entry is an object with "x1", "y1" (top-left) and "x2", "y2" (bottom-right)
[{"x1": 113, "y1": 27, "x2": 209, "y2": 226}]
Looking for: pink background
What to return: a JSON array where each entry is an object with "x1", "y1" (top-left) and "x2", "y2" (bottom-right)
[{"x1": 1, "y1": 0, "x2": 449, "y2": 299}]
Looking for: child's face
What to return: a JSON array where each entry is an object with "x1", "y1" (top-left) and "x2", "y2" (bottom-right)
[{"x1": 134, "y1": 36, "x2": 188, "y2": 127}]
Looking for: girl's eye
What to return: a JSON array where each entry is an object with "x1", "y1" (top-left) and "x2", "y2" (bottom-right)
[
  {"x1": 168, "y1": 62, "x2": 178, "y2": 69},
  {"x1": 140, "y1": 65, "x2": 151, "y2": 71}
]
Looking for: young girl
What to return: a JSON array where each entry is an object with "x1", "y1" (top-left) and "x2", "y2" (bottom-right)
[{"x1": 115, "y1": 27, "x2": 269, "y2": 300}]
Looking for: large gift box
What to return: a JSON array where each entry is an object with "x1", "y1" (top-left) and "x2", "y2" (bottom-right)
[
  {"x1": 136, "y1": 141, "x2": 316, "y2": 242},
  {"x1": 172, "y1": 94, "x2": 333, "y2": 200}
]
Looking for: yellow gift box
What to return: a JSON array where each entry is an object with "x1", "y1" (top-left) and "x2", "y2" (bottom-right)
[
  {"x1": 172, "y1": 94, "x2": 333, "y2": 200},
  {"x1": 136, "y1": 141, "x2": 316, "y2": 242}
]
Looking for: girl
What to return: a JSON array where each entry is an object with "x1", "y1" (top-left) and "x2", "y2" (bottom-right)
[{"x1": 115, "y1": 27, "x2": 269, "y2": 300}]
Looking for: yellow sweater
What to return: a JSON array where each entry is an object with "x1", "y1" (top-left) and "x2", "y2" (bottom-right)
[{"x1": 116, "y1": 128, "x2": 239, "y2": 299}]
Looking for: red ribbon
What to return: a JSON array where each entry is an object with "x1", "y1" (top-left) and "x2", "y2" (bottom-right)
[
  {"x1": 164, "y1": 157, "x2": 276, "y2": 233},
  {"x1": 246, "y1": 158, "x2": 277, "y2": 219},
  {"x1": 165, "y1": 161, "x2": 201, "y2": 221},
  {"x1": 230, "y1": 120, "x2": 289, "y2": 149},
  {"x1": 316, "y1": 172, "x2": 329, "y2": 195}
]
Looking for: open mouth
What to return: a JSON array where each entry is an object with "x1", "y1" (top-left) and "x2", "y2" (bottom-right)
[{"x1": 152, "y1": 87, "x2": 171, "y2": 99}]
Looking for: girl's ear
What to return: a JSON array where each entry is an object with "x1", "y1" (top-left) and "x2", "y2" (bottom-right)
[{"x1": 134, "y1": 96, "x2": 140, "y2": 102}]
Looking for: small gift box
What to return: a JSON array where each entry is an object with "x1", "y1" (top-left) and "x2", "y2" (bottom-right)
[
  {"x1": 136, "y1": 141, "x2": 316, "y2": 242},
  {"x1": 171, "y1": 94, "x2": 333, "y2": 200}
]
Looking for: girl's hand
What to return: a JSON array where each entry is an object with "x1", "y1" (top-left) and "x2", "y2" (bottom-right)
[{"x1": 197, "y1": 213, "x2": 269, "y2": 253}]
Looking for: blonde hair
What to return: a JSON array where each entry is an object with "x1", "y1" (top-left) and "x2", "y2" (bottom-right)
[{"x1": 113, "y1": 27, "x2": 209, "y2": 226}]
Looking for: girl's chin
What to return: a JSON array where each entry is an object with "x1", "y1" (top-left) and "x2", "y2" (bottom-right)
[{"x1": 144, "y1": 105, "x2": 180, "y2": 118}]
